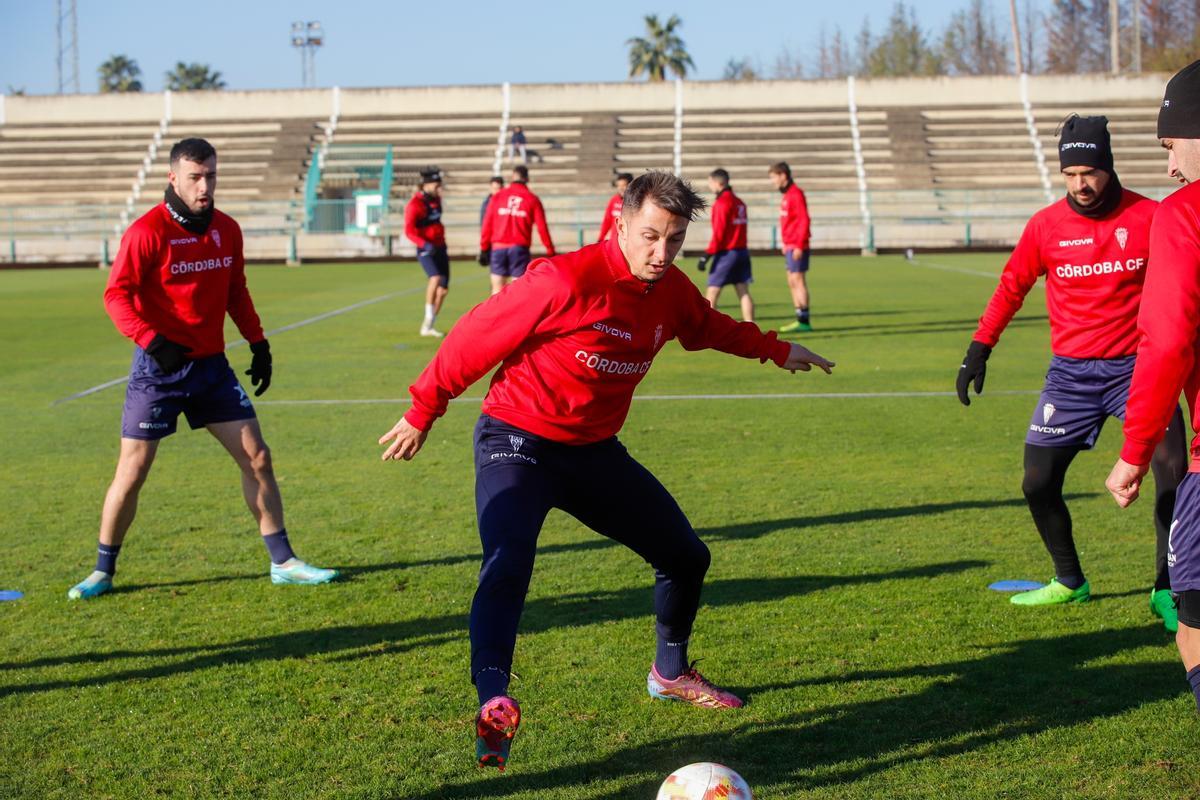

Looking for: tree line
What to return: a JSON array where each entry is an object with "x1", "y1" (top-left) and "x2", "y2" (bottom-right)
[{"x1": 98, "y1": 56, "x2": 225, "y2": 93}]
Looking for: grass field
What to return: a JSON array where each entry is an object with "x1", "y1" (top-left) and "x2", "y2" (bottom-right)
[{"x1": 3, "y1": 252, "x2": 1199, "y2": 799}]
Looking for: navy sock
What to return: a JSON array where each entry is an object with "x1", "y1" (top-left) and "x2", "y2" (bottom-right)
[
  {"x1": 799, "y1": 307, "x2": 810, "y2": 324},
  {"x1": 1056, "y1": 573, "x2": 1085, "y2": 590},
  {"x1": 262, "y1": 529, "x2": 295, "y2": 565},
  {"x1": 475, "y1": 666, "x2": 510, "y2": 706},
  {"x1": 1188, "y1": 666, "x2": 1200, "y2": 711},
  {"x1": 95, "y1": 543, "x2": 121, "y2": 575},
  {"x1": 655, "y1": 637, "x2": 689, "y2": 681}
]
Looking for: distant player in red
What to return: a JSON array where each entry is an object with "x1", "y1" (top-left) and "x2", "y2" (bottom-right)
[
  {"x1": 597, "y1": 172, "x2": 633, "y2": 241},
  {"x1": 67, "y1": 138, "x2": 338, "y2": 600},
  {"x1": 479, "y1": 165, "x2": 555, "y2": 295},
  {"x1": 768, "y1": 161, "x2": 813, "y2": 333},
  {"x1": 378, "y1": 171, "x2": 833, "y2": 770},
  {"x1": 697, "y1": 168, "x2": 753, "y2": 322},
  {"x1": 404, "y1": 166, "x2": 448, "y2": 337},
  {"x1": 957, "y1": 116, "x2": 1186, "y2": 620},
  {"x1": 1107, "y1": 59, "x2": 1200, "y2": 711}
]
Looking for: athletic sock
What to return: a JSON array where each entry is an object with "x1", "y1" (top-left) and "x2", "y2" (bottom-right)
[
  {"x1": 475, "y1": 666, "x2": 510, "y2": 705},
  {"x1": 799, "y1": 307, "x2": 810, "y2": 324},
  {"x1": 1187, "y1": 665, "x2": 1200, "y2": 711},
  {"x1": 655, "y1": 637, "x2": 689, "y2": 681},
  {"x1": 262, "y1": 529, "x2": 295, "y2": 565},
  {"x1": 423, "y1": 303, "x2": 436, "y2": 326},
  {"x1": 794, "y1": 308, "x2": 803, "y2": 321},
  {"x1": 1056, "y1": 573, "x2": 1086, "y2": 590},
  {"x1": 95, "y1": 543, "x2": 121, "y2": 575}
]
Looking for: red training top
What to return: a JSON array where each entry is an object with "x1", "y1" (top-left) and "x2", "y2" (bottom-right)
[
  {"x1": 404, "y1": 236, "x2": 791, "y2": 444},
  {"x1": 404, "y1": 191, "x2": 445, "y2": 249},
  {"x1": 1121, "y1": 181, "x2": 1200, "y2": 470},
  {"x1": 706, "y1": 188, "x2": 748, "y2": 254},
  {"x1": 971, "y1": 190, "x2": 1157, "y2": 359},
  {"x1": 597, "y1": 193, "x2": 623, "y2": 242},
  {"x1": 103, "y1": 203, "x2": 264, "y2": 358},
  {"x1": 779, "y1": 182, "x2": 811, "y2": 251},
  {"x1": 480, "y1": 181, "x2": 555, "y2": 254}
]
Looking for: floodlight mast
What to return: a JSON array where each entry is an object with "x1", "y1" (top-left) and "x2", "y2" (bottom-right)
[{"x1": 291, "y1": 21, "x2": 324, "y2": 88}]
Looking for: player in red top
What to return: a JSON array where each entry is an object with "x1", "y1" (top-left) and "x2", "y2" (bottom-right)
[
  {"x1": 697, "y1": 168, "x2": 754, "y2": 322},
  {"x1": 957, "y1": 116, "x2": 1186, "y2": 619},
  {"x1": 479, "y1": 164, "x2": 555, "y2": 295},
  {"x1": 597, "y1": 172, "x2": 632, "y2": 241},
  {"x1": 769, "y1": 162, "x2": 813, "y2": 333},
  {"x1": 404, "y1": 166, "x2": 448, "y2": 337},
  {"x1": 67, "y1": 138, "x2": 337, "y2": 600},
  {"x1": 1107, "y1": 59, "x2": 1200, "y2": 710},
  {"x1": 378, "y1": 171, "x2": 834, "y2": 770}
]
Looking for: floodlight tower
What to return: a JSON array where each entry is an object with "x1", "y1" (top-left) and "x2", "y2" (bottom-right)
[
  {"x1": 55, "y1": 0, "x2": 80, "y2": 94},
  {"x1": 291, "y1": 21, "x2": 324, "y2": 88}
]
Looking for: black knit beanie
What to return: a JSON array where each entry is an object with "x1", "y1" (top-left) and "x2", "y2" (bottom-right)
[
  {"x1": 1058, "y1": 114, "x2": 1114, "y2": 173},
  {"x1": 1158, "y1": 59, "x2": 1200, "y2": 139}
]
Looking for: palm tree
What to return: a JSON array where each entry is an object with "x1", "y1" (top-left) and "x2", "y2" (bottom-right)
[
  {"x1": 164, "y1": 62, "x2": 226, "y2": 91},
  {"x1": 98, "y1": 55, "x2": 142, "y2": 93},
  {"x1": 627, "y1": 14, "x2": 695, "y2": 81}
]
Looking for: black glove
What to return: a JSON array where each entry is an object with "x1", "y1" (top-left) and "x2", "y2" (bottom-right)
[
  {"x1": 478, "y1": 249, "x2": 491, "y2": 267},
  {"x1": 696, "y1": 254, "x2": 710, "y2": 272},
  {"x1": 956, "y1": 341, "x2": 992, "y2": 406},
  {"x1": 145, "y1": 333, "x2": 190, "y2": 373},
  {"x1": 246, "y1": 339, "x2": 273, "y2": 397}
]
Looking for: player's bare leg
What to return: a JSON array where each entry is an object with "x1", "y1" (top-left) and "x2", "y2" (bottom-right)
[
  {"x1": 705, "y1": 285, "x2": 722, "y2": 310},
  {"x1": 422, "y1": 276, "x2": 448, "y2": 337},
  {"x1": 733, "y1": 282, "x2": 754, "y2": 323},
  {"x1": 208, "y1": 418, "x2": 337, "y2": 585},
  {"x1": 491, "y1": 275, "x2": 509, "y2": 296},
  {"x1": 787, "y1": 271, "x2": 809, "y2": 310}
]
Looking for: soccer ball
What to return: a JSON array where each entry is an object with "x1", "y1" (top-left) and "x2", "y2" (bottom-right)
[{"x1": 656, "y1": 762, "x2": 754, "y2": 799}]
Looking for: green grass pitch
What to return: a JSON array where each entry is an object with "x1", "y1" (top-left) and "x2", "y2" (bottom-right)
[{"x1": 2, "y1": 252, "x2": 1199, "y2": 798}]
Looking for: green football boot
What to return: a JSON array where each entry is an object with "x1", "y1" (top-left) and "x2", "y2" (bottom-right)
[
  {"x1": 779, "y1": 320, "x2": 813, "y2": 333},
  {"x1": 67, "y1": 570, "x2": 113, "y2": 600},
  {"x1": 1010, "y1": 578, "x2": 1090, "y2": 606},
  {"x1": 1150, "y1": 589, "x2": 1179, "y2": 633}
]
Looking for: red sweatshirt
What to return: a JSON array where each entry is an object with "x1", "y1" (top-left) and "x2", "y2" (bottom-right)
[
  {"x1": 480, "y1": 181, "x2": 555, "y2": 254},
  {"x1": 597, "y1": 193, "x2": 622, "y2": 242},
  {"x1": 779, "y1": 182, "x2": 811, "y2": 251},
  {"x1": 103, "y1": 203, "x2": 264, "y2": 357},
  {"x1": 1121, "y1": 181, "x2": 1200, "y2": 469},
  {"x1": 404, "y1": 236, "x2": 791, "y2": 444},
  {"x1": 404, "y1": 191, "x2": 445, "y2": 249},
  {"x1": 706, "y1": 188, "x2": 748, "y2": 254},
  {"x1": 972, "y1": 191, "x2": 1157, "y2": 359}
]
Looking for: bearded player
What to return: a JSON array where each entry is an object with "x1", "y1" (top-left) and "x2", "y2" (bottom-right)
[
  {"x1": 378, "y1": 171, "x2": 834, "y2": 770},
  {"x1": 957, "y1": 116, "x2": 1186, "y2": 624}
]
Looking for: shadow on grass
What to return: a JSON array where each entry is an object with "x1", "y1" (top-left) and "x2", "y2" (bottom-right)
[
  {"x1": 0, "y1": 560, "x2": 986, "y2": 693},
  {"x1": 780, "y1": 314, "x2": 1048, "y2": 339},
  {"x1": 403, "y1": 624, "x2": 1180, "y2": 799}
]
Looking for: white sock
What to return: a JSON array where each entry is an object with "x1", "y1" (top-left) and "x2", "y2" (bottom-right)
[{"x1": 423, "y1": 304, "x2": 436, "y2": 326}]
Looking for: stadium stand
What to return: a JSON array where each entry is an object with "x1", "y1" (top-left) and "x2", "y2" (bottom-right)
[{"x1": 0, "y1": 73, "x2": 1177, "y2": 263}]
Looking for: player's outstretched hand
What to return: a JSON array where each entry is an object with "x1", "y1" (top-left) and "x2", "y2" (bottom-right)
[
  {"x1": 379, "y1": 416, "x2": 428, "y2": 462},
  {"x1": 782, "y1": 343, "x2": 834, "y2": 374},
  {"x1": 956, "y1": 340, "x2": 992, "y2": 406},
  {"x1": 1105, "y1": 457, "x2": 1148, "y2": 508}
]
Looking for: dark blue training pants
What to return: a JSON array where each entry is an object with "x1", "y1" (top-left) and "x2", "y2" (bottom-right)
[{"x1": 469, "y1": 414, "x2": 711, "y2": 684}]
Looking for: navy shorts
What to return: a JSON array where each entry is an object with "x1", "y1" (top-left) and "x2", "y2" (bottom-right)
[
  {"x1": 417, "y1": 245, "x2": 450, "y2": 288},
  {"x1": 1169, "y1": 472, "x2": 1200, "y2": 592},
  {"x1": 1025, "y1": 355, "x2": 1135, "y2": 449},
  {"x1": 707, "y1": 248, "x2": 752, "y2": 287},
  {"x1": 490, "y1": 246, "x2": 530, "y2": 278},
  {"x1": 785, "y1": 248, "x2": 810, "y2": 273},
  {"x1": 121, "y1": 348, "x2": 256, "y2": 440}
]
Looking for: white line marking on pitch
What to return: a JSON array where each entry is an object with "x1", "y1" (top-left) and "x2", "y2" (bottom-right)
[
  {"x1": 253, "y1": 389, "x2": 1042, "y2": 407},
  {"x1": 53, "y1": 284, "x2": 427, "y2": 406},
  {"x1": 906, "y1": 257, "x2": 1045, "y2": 290}
]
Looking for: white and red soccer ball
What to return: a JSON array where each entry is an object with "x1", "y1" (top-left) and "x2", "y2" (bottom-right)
[{"x1": 656, "y1": 762, "x2": 753, "y2": 800}]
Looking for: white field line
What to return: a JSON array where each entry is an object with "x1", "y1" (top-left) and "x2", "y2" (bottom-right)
[
  {"x1": 253, "y1": 389, "x2": 1042, "y2": 407},
  {"x1": 54, "y1": 285, "x2": 426, "y2": 406},
  {"x1": 907, "y1": 257, "x2": 1045, "y2": 290}
]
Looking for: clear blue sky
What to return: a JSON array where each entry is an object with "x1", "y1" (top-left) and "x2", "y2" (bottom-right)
[{"x1": 1, "y1": 0, "x2": 985, "y2": 95}]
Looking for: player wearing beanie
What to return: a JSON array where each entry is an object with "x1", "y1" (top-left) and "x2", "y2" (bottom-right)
[
  {"x1": 957, "y1": 115, "x2": 1186, "y2": 622},
  {"x1": 405, "y1": 166, "x2": 449, "y2": 337}
]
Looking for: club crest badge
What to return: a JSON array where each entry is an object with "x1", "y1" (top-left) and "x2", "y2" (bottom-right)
[
  {"x1": 212, "y1": 229, "x2": 221, "y2": 249},
  {"x1": 1042, "y1": 403, "x2": 1056, "y2": 424},
  {"x1": 1115, "y1": 227, "x2": 1128, "y2": 251},
  {"x1": 653, "y1": 324, "x2": 664, "y2": 349},
  {"x1": 509, "y1": 435, "x2": 525, "y2": 452}
]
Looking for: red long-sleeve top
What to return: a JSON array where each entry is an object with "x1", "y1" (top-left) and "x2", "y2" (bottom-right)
[
  {"x1": 972, "y1": 191, "x2": 1157, "y2": 359},
  {"x1": 706, "y1": 188, "x2": 748, "y2": 254},
  {"x1": 403, "y1": 236, "x2": 791, "y2": 444},
  {"x1": 103, "y1": 203, "x2": 264, "y2": 357},
  {"x1": 480, "y1": 181, "x2": 555, "y2": 254},
  {"x1": 1122, "y1": 181, "x2": 1200, "y2": 469},
  {"x1": 404, "y1": 191, "x2": 445, "y2": 249},
  {"x1": 597, "y1": 193, "x2": 622, "y2": 242},
  {"x1": 779, "y1": 182, "x2": 811, "y2": 251}
]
